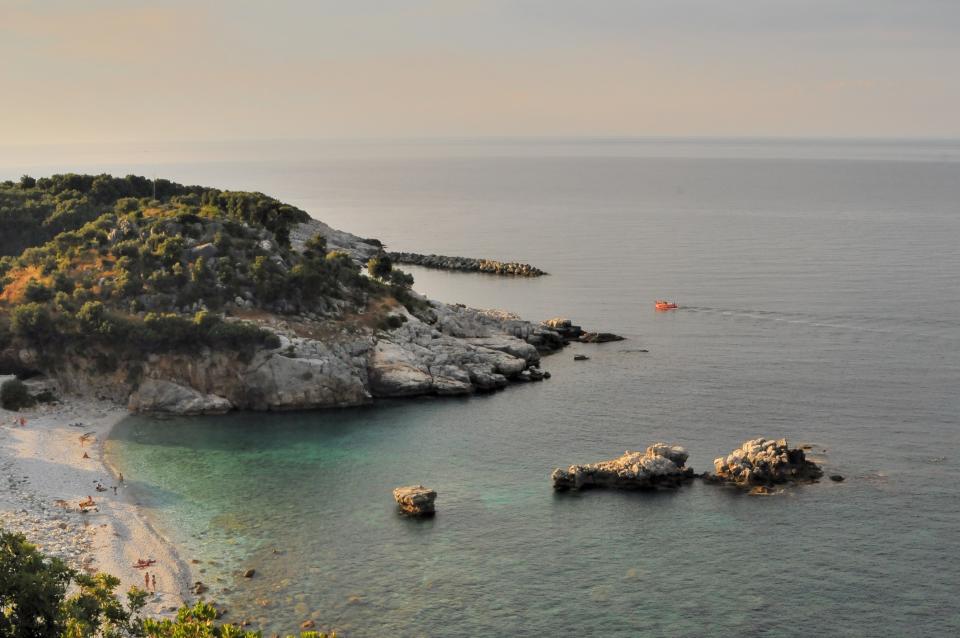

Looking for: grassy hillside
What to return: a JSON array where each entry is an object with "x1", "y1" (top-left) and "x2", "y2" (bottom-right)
[{"x1": 0, "y1": 174, "x2": 412, "y2": 361}]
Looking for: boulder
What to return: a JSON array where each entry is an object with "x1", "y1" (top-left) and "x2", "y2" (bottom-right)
[
  {"x1": 393, "y1": 485, "x2": 437, "y2": 516},
  {"x1": 709, "y1": 438, "x2": 824, "y2": 486},
  {"x1": 368, "y1": 341, "x2": 434, "y2": 397},
  {"x1": 552, "y1": 443, "x2": 694, "y2": 491},
  {"x1": 128, "y1": 379, "x2": 232, "y2": 415}
]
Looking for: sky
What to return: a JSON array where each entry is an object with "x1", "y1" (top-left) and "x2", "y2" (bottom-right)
[{"x1": 1, "y1": 0, "x2": 959, "y2": 144}]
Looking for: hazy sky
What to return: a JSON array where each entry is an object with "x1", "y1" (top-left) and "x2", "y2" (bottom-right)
[{"x1": 2, "y1": 0, "x2": 959, "y2": 143}]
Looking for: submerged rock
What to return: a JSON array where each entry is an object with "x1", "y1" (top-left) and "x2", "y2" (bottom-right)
[
  {"x1": 552, "y1": 443, "x2": 694, "y2": 491},
  {"x1": 579, "y1": 332, "x2": 625, "y2": 343},
  {"x1": 393, "y1": 485, "x2": 437, "y2": 516},
  {"x1": 709, "y1": 438, "x2": 824, "y2": 486}
]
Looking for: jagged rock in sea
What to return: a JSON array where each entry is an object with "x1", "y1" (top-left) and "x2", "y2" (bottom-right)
[
  {"x1": 540, "y1": 319, "x2": 625, "y2": 344},
  {"x1": 393, "y1": 485, "x2": 437, "y2": 516},
  {"x1": 578, "y1": 332, "x2": 625, "y2": 343},
  {"x1": 541, "y1": 317, "x2": 584, "y2": 342},
  {"x1": 708, "y1": 438, "x2": 824, "y2": 486},
  {"x1": 387, "y1": 251, "x2": 547, "y2": 277},
  {"x1": 552, "y1": 443, "x2": 695, "y2": 491}
]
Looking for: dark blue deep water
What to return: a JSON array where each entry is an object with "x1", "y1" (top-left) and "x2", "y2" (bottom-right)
[{"x1": 8, "y1": 139, "x2": 959, "y2": 636}]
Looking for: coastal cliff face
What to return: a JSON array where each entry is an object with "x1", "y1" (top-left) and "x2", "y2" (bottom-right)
[{"x1": 18, "y1": 300, "x2": 559, "y2": 415}]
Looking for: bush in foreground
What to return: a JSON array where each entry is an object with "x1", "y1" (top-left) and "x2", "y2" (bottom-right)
[
  {"x1": 1, "y1": 379, "x2": 34, "y2": 411},
  {"x1": 0, "y1": 529, "x2": 337, "y2": 638}
]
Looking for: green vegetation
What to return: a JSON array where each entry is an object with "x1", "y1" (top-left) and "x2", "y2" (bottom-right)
[
  {"x1": 0, "y1": 174, "x2": 424, "y2": 365},
  {"x1": 0, "y1": 529, "x2": 337, "y2": 638},
  {"x1": 0, "y1": 378, "x2": 33, "y2": 411}
]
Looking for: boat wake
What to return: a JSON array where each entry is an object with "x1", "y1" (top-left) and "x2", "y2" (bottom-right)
[{"x1": 680, "y1": 305, "x2": 960, "y2": 341}]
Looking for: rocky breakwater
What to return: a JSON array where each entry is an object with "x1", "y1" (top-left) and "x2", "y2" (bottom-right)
[
  {"x1": 709, "y1": 438, "x2": 824, "y2": 486},
  {"x1": 393, "y1": 485, "x2": 437, "y2": 516},
  {"x1": 388, "y1": 252, "x2": 547, "y2": 277},
  {"x1": 552, "y1": 443, "x2": 695, "y2": 491}
]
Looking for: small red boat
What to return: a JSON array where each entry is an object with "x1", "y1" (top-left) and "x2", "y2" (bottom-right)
[{"x1": 655, "y1": 300, "x2": 678, "y2": 311}]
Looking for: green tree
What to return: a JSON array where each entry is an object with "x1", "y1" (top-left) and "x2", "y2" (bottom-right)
[
  {"x1": 10, "y1": 303, "x2": 56, "y2": 343},
  {"x1": 23, "y1": 279, "x2": 53, "y2": 303},
  {"x1": 61, "y1": 573, "x2": 147, "y2": 638},
  {"x1": 0, "y1": 530, "x2": 72, "y2": 637}
]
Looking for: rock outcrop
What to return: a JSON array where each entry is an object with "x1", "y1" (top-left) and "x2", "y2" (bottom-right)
[
  {"x1": 289, "y1": 218, "x2": 382, "y2": 263},
  {"x1": 387, "y1": 252, "x2": 546, "y2": 277},
  {"x1": 541, "y1": 318, "x2": 625, "y2": 344},
  {"x1": 393, "y1": 485, "x2": 437, "y2": 516},
  {"x1": 127, "y1": 379, "x2": 232, "y2": 415},
  {"x1": 542, "y1": 317, "x2": 584, "y2": 342},
  {"x1": 33, "y1": 297, "x2": 562, "y2": 414},
  {"x1": 709, "y1": 438, "x2": 824, "y2": 485},
  {"x1": 552, "y1": 443, "x2": 695, "y2": 491}
]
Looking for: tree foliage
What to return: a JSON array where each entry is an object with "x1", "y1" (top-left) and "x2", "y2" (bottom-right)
[
  {"x1": 0, "y1": 529, "x2": 73, "y2": 637},
  {"x1": 0, "y1": 529, "x2": 338, "y2": 637}
]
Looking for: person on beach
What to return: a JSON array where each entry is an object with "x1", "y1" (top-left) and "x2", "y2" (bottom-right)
[
  {"x1": 119, "y1": 472, "x2": 124, "y2": 484},
  {"x1": 151, "y1": 574, "x2": 157, "y2": 591},
  {"x1": 144, "y1": 572, "x2": 150, "y2": 589}
]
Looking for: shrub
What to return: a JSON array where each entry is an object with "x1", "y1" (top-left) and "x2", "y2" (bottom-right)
[
  {"x1": 388, "y1": 268, "x2": 414, "y2": 288},
  {"x1": 367, "y1": 255, "x2": 393, "y2": 280},
  {"x1": 23, "y1": 278, "x2": 53, "y2": 302},
  {"x1": 10, "y1": 302, "x2": 56, "y2": 342},
  {"x1": 0, "y1": 529, "x2": 72, "y2": 635},
  {"x1": 1, "y1": 378, "x2": 34, "y2": 410}
]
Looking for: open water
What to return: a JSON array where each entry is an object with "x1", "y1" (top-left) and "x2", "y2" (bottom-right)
[{"x1": 5, "y1": 139, "x2": 958, "y2": 636}]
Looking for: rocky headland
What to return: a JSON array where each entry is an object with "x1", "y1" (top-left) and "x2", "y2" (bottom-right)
[
  {"x1": 387, "y1": 251, "x2": 546, "y2": 277},
  {"x1": 4, "y1": 278, "x2": 565, "y2": 417},
  {"x1": 0, "y1": 177, "x2": 600, "y2": 416}
]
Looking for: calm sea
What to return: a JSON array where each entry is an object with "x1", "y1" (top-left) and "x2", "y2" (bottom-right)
[{"x1": 5, "y1": 139, "x2": 959, "y2": 636}]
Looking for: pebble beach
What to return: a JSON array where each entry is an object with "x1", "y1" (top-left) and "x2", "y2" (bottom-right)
[{"x1": 0, "y1": 398, "x2": 188, "y2": 617}]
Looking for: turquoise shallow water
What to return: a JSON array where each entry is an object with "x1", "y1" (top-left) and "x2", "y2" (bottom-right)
[{"x1": 50, "y1": 138, "x2": 960, "y2": 636}]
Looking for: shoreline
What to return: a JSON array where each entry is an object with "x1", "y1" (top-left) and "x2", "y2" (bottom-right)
[{"x1": 0, "y1": 397, "x2": 189, "y2": 617}]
